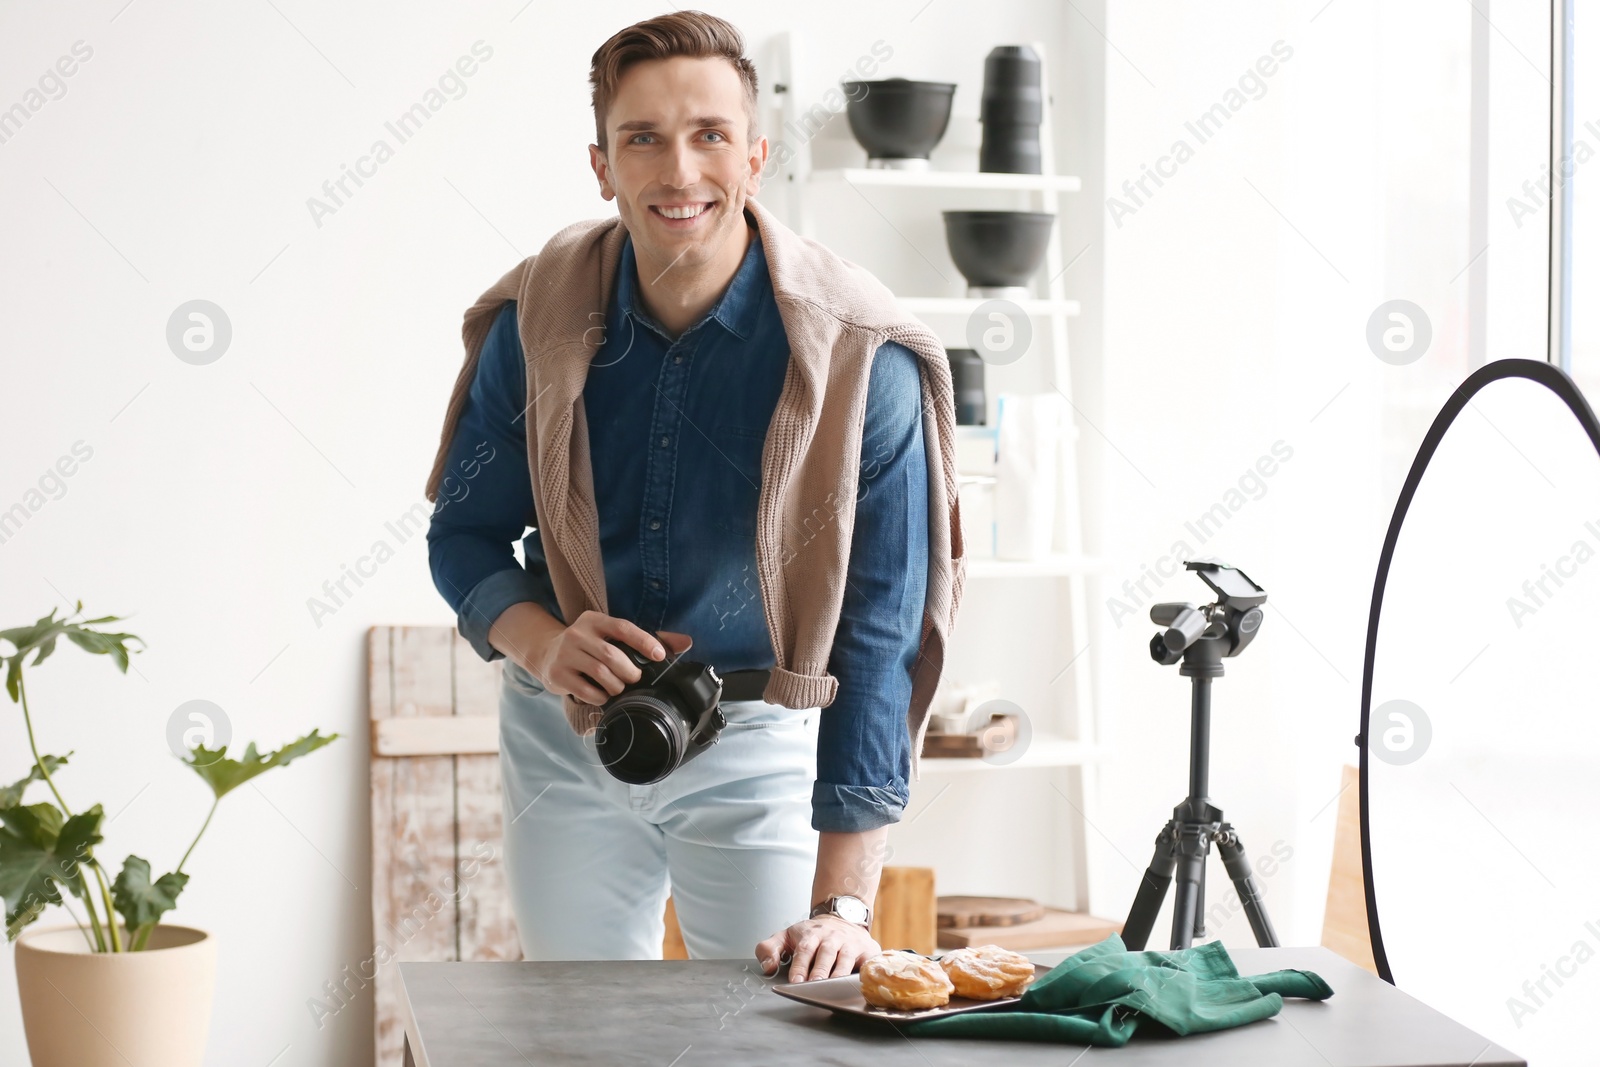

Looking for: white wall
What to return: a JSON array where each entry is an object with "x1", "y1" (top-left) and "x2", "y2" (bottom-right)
[{"x1": 1087, "y1": 0, "x2": 1556, "y2": 973}]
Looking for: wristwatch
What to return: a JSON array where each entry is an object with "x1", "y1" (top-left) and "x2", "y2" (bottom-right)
[{"x1": 810, "y1": 894, "x2": 872, "y2": 930}]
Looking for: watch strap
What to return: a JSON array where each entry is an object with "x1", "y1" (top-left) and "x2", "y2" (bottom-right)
[{"x1": 810, "y1": 894, "x2": 871, "y2": 928}]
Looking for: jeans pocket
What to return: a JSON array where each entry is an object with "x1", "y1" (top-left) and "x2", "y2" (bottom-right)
[{"x1": 503, "y1": 659, "x2": 549, "y2": 696}]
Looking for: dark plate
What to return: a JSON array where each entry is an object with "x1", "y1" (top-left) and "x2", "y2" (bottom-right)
[{"x1": 771, "y1": 962, "x2": 1047, "y2": 1023}]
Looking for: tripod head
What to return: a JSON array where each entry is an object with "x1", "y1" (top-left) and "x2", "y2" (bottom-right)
[{"x1": 1148, "y1": 558, "x2": 1267, "y2": 667}]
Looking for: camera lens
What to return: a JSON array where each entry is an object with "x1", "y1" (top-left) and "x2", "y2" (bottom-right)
[{"x1": 595, "y1": 700, "x2": 684, "y2": 785}]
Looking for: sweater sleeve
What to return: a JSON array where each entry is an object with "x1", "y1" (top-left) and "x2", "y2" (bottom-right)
[
  {"x1": 812, "y1": 340, "x2": 930, "y2": 833},
  {"x1": 425, "y1": 300, "x2": 554, "y2": 662}
]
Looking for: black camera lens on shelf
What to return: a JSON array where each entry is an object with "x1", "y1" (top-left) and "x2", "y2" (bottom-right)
[
  {"x1": 979, "y1": 45, "x2": 1044, "y2": 175},
  {"x1": 946, "y1": 348, "x2": 987, "y2": 425}
]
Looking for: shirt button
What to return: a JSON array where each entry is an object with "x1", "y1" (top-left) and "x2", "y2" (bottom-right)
[
  {"x1": 673, "y1": 354, "x2": 684, "y2": 364},
  {"x1": 659, "y1": 435, "x2": 669, "y2": 447},
  {"x1": 649, "y1": 519, "x2": 661, "y2": 530},
  {"x1": 650, "y1": 579, "x2": 661, "y2": 589}
]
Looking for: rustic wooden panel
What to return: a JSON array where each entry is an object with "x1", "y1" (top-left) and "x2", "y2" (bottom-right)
[
  {"x1": 452, "y1": 633, "x2": 520, "y2": 963},
  {"x1": 372, "y1": 715, "x2": 498, "y2": 756},
  {"x1": 371, "y1": 627, "x2": 459, "y2": 1067},
  {"x1": 870, "y1": 867, "x2": 936, "y2": 954},
  {"x1": 1321, "y1": 763, "x2": 1378, "y2": 975}
]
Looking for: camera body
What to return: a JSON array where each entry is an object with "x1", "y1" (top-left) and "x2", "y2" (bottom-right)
[{"x1": 593, "y1": 635, "x2": 727, "y2": 785}]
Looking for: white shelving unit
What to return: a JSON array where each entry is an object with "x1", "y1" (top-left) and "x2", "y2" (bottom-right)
[{"x1": 761, "y1": 35, "x2": 1106, "y2": 918}]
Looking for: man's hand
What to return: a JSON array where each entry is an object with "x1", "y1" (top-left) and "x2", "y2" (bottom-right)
[
  {"x1": 509, "y1": 608, "x2": 691, "y2": 704},
  {"x1": 755, "y1": 915, "x2": 881, "y2": 983}
]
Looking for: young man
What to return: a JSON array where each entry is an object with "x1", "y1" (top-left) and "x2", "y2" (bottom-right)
[{"x1": 424, "y1": 11, "x2": 963, "y2": 984}]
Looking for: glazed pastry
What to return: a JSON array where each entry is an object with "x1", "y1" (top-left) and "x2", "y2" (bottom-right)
[
  {"x1": 859, "y1": 950, "x2": 954, "y2": 1010},
  {"x1": 937, "y1": 944, "x2": 1036, "y2": 1000}
]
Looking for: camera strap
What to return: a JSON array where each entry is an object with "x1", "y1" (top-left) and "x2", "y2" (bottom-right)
[{"x1": 718, "y1": 668, "x2": 773, "y2": 703}]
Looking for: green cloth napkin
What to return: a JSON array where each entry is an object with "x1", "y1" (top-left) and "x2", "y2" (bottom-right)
[{"x1": 902, "y1": 933, "x2": 1333, "y2": 1047}]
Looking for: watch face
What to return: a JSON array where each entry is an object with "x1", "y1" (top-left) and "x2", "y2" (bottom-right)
[{"x1": 834, "y1": 895, "x2": 869, "y2": 924}]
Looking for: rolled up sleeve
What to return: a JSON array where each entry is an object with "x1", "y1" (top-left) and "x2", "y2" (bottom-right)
[
  {"x1": 426, "y1": 300, "x2": 550, "y2": 662},
  {"x1": 813, "y1": 340, "x2": 930, "y2": 833}
]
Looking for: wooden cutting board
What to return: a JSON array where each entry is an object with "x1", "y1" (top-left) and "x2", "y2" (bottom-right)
[
  {"x1": 937, "y1": 895, "x2": 1046, "y2": 928},
  {"x1": 921, "y1": 715, "x2": 1018, "y2": 758},
  {"x1": 936, "y1": 908, "x2": 1124, "y2": 950}
]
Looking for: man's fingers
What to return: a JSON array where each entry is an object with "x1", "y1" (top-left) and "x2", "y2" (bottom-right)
[
  {"x1": 787, "y1": 928, "x2": 821, "y2": 983},
  {"x1": 754, "y1": 932, "x2": 789, "y2": 976},
  {"x1": 656, "y1": 629, "x2": 693, "y2": 655},
  {"x1": 575, "y1": 654, "x2": 627, "y2": 697},
  {"x1": 606, "y1": 616, "x2": 667, "y2": 661},
  {"x1": 574, "y1": 630, "x2": 642, "y2": 690},
  {"x1": 556, "y1": 666, "x2": 610, "y2": 704},
  {"x1": 808, "y1": 940, "x2": 841, "y2": 982}
]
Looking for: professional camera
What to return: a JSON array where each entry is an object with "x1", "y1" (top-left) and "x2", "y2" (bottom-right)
[{"x1": 592, "y1": 634, "x2": 730, "y2": 786}]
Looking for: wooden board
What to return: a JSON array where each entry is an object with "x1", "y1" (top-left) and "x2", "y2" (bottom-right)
[
  {"x1": 371, "y1": 715, "x2": 498, "y2": 757},
  {"x1": 451, "y1": 634, "x2": 518, "y2": 963},
  {"x1": 662, "y1": 896, "x2": 689, "y2": 960},
  {"x1": 370, "y1": 627, "x2": 529, "y2": 1067},
  {"x1": 370, "y1": 627, "x2": 460, "y2": 1067},
  {"x1": 920, "y1": 715, "x2": 1018, "y2": 758},
  {"x1": 1320, "y1": 763, "x2": 1378, "y2": 975},
  {"x1": 935, "y1": 908, "x2": 1122, "y2": 950},
  {"x1": 869, "y1": 867, "x2": 936, "y2": 954},
  {"x1": 937, "y1": 895, "x2": 1045, "y2": 928}
]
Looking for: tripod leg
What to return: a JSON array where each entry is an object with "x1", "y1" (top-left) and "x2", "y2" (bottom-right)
[
  {"x1": 1122, "y1": 823, "x2": 1177, "y2": 951},
  {"x1": 1168, "y1": 824, "x2": 1207, "y2": 950},
  {"x1": 1216, "y1": 827, "x2": 1279, "y2": 947}
]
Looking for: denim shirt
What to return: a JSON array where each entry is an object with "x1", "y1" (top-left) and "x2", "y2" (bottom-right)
[{"x1": 425, "y1": 225, "x2": 929, "y2": 833}]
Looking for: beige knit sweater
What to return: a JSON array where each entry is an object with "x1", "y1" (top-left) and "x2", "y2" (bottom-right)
[{"x1": 425, "y1": 195, "x2": 967, "y2": 782}]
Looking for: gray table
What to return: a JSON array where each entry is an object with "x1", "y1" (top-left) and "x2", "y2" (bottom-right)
[{"x1": 398, "y1": 946, "x2": 1524, "y2": 1066}]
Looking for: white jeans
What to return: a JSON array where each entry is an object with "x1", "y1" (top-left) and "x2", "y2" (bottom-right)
[{"x1": 497, "y1": 658, "x2": 821, "y2": 960}]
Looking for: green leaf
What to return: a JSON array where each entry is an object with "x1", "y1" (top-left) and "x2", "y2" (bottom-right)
[
  {"x1": 182, "y1": 729, "x2": 340, "y2": 799},
  {"x1": 0, "y1": 605, "x2": 142, "y2": 702},
  {"x1": 0, "y1": 754, "x2": 71, "y2": 809},
  {"x1": 0, "y1": 802, "x2": 103, "y2": 941},
  {"x1": 112, "y1": 855, "x2": 189, "y2": 933}
]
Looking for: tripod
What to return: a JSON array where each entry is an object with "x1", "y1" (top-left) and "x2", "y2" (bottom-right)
[{"x1": 1121, "y1": 562, "x2": 1280, "y2": 952}]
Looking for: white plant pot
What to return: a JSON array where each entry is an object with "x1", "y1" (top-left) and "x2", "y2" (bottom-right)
[{"x1": 14, "y1": 924, "x2": 216, "y2": 1067}]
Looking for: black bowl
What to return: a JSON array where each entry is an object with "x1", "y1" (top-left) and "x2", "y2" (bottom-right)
[
  {"x1": 941, "y1": 211, "x2": 1056, "y2": 289},
  {"x1": 841, "y1": 78, "x2": 957, "y2": 162}
]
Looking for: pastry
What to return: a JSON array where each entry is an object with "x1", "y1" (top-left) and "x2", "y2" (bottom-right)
[
  {"x1": 937, "y1": 944, "x2": 1036, "y2": 1000},
  {"x1": 859, "y1": 950, "x2": 954, "y2": 1010}
]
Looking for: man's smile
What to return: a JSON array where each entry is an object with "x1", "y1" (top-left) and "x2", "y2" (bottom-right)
[{"x1": 650, "y1": 201, "x2": 714, "y2": 226}]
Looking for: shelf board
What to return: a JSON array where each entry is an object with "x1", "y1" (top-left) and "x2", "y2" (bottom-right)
[
  {"x1": 811, "y1": 168, "x2": 1083, "y2": 193},
  {"x1": 919, "y1": 733, "x2": 1098, "y2": 773},
  {"x1": 964, "y1": 553, "x2": 1105, "y2": 578},
  {"x1": 899, "y1": 296, "x2": 1081, "y2": 317}
]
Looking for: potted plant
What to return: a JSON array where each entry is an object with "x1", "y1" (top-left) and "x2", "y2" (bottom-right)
[{"x1": 1, "y1": 603, "x2": 338, "y2": 1067}]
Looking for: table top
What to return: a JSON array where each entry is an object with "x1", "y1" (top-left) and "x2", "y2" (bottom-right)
[{"x1": 398, "y1": 945, "x2": 1525, "y2": 1067}]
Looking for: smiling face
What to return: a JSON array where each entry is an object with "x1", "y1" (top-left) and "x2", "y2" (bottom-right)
[{"x1": 589, "y1": 55, "x2": 767, "y2": 281}]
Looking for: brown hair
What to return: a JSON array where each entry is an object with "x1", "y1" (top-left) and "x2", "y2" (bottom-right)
[{"x1": 589, "y1": 10, "x2": 760, "y2": 155}]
